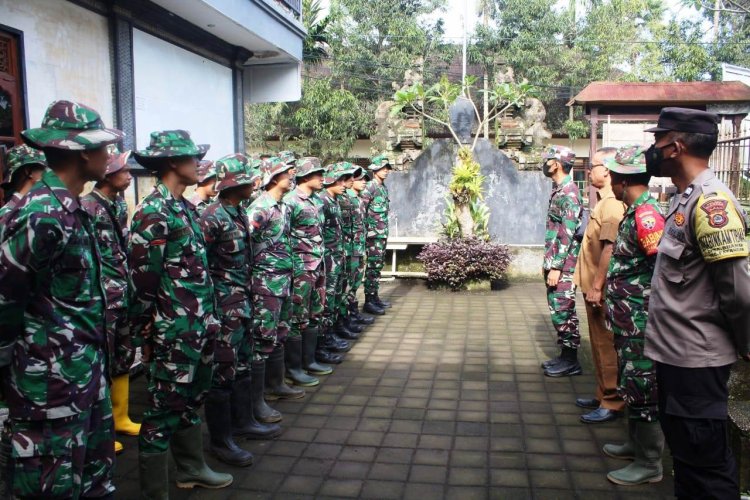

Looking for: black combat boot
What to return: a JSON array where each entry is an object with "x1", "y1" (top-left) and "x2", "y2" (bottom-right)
[
  {"x1": 204, "y1": 389, "x2": 254, "y2": 467},
  {"x1": 374, "y1": 293, "x2": 391, "y2": 308},
  {"x1": 316, "y1": 348, "x2": 343, "y2": 364},
  {"x1": 334, "y1": 318, "x2": 360, "y2": 340},
  {"x1": 343, "y1": 313, "x2": 364, "y2": 334},
  {"x1": 284, "y1": 337, "x2": 320, "y2": 387},
  {"x1": 544, "y1": 346, "x2": 582, "y2": 377},
  {"x1": 350, "y1": 300, "x2": 375, "y2": 325},
  {"x1": 250, "y1": 360, "x2": 282, "y2": 423},
  {"x1": 265, "y1": 344, "x2": 305, "y2": 400},
  {"x1": 322, "y1": 328, "x2": 351, "y2": 352},
  {"x1": 363, "y1": 293, "x2": 385, "y2": 315},
  {"x1": 231, "y1": 374, "x2": 282, "y2": 440},
  {"x1": 302, "y1": 327, "x2": 334, "y2": 375},
  {"x1": 541, "y1": 354, "x2": 561, "y2": 369}
]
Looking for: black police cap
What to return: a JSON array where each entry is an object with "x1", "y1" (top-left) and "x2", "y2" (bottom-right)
[{"x1": 644, "y1": 107, "x2": 719, "y2": 135}]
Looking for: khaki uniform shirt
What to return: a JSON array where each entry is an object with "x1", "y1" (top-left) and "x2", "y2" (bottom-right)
[
  {"x1": 645, "y1": 169, "x2": 750, "y2": 368},
  {"x1": 574, "y1": 186, "x2": 626, "y2": 293}
]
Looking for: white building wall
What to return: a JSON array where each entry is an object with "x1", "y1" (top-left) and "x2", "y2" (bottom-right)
[
  {"x1": 0, "y1": 0, "x2": 114, "y2": 127},
  {"x1": 132, "y1": 29, "x2": 235, "y2": 161}
]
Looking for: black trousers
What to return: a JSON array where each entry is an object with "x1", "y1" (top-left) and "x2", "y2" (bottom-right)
[{"x1": 656, "y1": 362, "x2": 739, "y2": 500}]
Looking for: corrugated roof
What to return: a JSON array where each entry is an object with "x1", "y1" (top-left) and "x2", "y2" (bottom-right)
[{"x1": 568, "y1": 81, "x2": 750, "y2": 106}]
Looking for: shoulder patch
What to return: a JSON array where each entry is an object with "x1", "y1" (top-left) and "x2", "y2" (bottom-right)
[
  {"x1": 634, "y1": 203, "x2": 664, "y2": 256},
  {"x1": 694, "y1": 192, "x2": 749, "y2": 263}
]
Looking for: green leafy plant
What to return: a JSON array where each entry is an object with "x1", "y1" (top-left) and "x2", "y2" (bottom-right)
[{"x1": 418, "y1": 237, "x2": 512, "y2": 290}]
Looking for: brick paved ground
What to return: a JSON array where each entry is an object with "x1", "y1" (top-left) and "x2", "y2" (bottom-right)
[{"x1": 114, "y1": 280, "x2": 675, "y2": 499}]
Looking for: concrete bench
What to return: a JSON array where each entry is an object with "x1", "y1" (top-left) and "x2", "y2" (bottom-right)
[{"x1": 382, "y1": 236, "x2": 439, "y2": 278}]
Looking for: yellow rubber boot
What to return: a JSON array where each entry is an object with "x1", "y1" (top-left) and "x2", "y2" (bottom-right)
[
  {"x1": 112, "y1": 374, "x2": 141, "y2": 436},
  {"x1": 115, "y1": 440, "x2": 124, "y2": 454}
]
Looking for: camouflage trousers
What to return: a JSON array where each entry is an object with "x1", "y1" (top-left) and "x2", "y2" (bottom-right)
[
  {"x1": 290, "y1": 266, "x2": 325, "y2": 337},
  {"x1": 364, "y1": 237, "x2": 387, "y2": 294},
  {"x1": 107, "y1": 308, "x2": 135, "y2": 377},
  {"x1": 545, "y1": 271, "x2": 580, "y2": 350},
  {"x1": 9, "y1": 396, "x2": 115, "y2": 499},
  {"x1": 342, "y1": 255, "x2": 364, "y2": 314},
  {"x1": 212, "y1": 315, "x2": 253, "y2": 390},
  {"x1": 323, "y1": 252, "x2": 344, "y2": 329},
  {"x1": 252, "y1": 293, "x2": 292, "y2": 360},
  {"x1": 139, "y1": 357, "x2": 212, "y2": 454},
  {"x1": 614, "y1": 330, "x2": 658, "y2": 422}
]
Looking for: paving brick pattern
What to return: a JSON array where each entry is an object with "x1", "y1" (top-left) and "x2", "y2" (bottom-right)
[{"x1": 114, "y1": 280, "x2": 675, "y2": 499}]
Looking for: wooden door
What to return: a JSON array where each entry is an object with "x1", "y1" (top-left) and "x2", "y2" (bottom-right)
[{"x1": 0, "y1": 30, "x2": 24, "y2": 151}]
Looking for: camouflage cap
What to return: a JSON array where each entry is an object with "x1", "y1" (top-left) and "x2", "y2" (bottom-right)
[
  {"x1": 215, "y1": 154, "x2": 254, "y2": 192},
  {"x1": 542, "y1": 145, "x2": 576, "y2": 166},
  {"x1": 368, "y1": 154, "x2": 392, "y2": 171},
  {"x1": 104, "y1": 144, "x2": 132, "y2": 176},
  {"x1": 197, "y1": 160, "x2": 217, "y2": 183},
  {"x1": 295, "y1": 156, "x2": 326, "y2": 178},
  {"x1": 261, "y1": 156, "x2": 295, "y2": 188},
  {"x1": 22, "y1": 100, "x2": 124, "y2": 151},
  {"x1": 278, "y1": 150, "x2": 297, "y2": 165},
  {"x1": 3, "y1": 145, "x2": 47, "y2": 186},
  {"x1": 605, "y1": 144, "x2": 648, "y2": 175},
  {"x1": 133, "y1": 130, "x2": 209, "y2": 170}
]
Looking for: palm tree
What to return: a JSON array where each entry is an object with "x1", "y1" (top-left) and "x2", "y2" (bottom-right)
[{"x1": 303, "y1": 0, "x2": 330, "y2": 66}]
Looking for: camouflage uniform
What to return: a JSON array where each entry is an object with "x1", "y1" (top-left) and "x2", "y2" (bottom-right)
[
  {"x1": 129, "y1": 131, "x2": 217, "y2": 455},
  {"x1": 604, "y1": 148, "x2": 665, "y2": 422},
  {"x1": 80, "y1": 150, "x2": 134, "y2": 377},
  {"x1": 362, "y1": 156, "x2": 391, "y2": 295},
  {"x1": 284, "y1": 164, "x2": 326, "y2": 338},
  {"x1": 345, "y1": 184, "x2": 368, "y2": 309},
  {"x1": 319, "y1": 165, "x2": 347, "y2": 329},
  {"x1": 543, "y1": 151, "x2": 582, "y2": 350},
  {"x1": 200, "y1": 155, "x2": 256, "y2": 387},
  {"x1": 246, "y1": 161, "x2": 295, "y2": 359},
  {"x1": 0, "y1": 100, "x2": 122, "y2": 498},
  {"x1": 337, "y1": 163, "x2": 363, "y2": 318}
]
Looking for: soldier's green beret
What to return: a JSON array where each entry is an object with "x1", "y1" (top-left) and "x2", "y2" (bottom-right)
[
  {"x1": 22, "y1": 100, "x2": 124, "y2": 151},
  {"x1": 133, "y1": 130, "x2": 209, "y2": 170},
  {"x1": 215, "y1": 154, "x2": 254, "y2": 192},
  {"x1": 605, "y1": 145, "x2": 648, "y2": 175},
  {"x1": 3, "y1": 145, "x2": 47, "y2": 185},
  {"x1": 368, "y1": 154, "x2": 392, "y2": 171},
  {"x1": 295, "y1": 157, "x2": 325, "y2": 178}
]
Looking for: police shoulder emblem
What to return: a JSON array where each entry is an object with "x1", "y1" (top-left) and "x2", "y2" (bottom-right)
[
  {"x1": 674, "y1": 212, "x2": 685, "y2": 227},
  {"x1": 699, "y1": 197, "x2": 729, "y2": 228}
]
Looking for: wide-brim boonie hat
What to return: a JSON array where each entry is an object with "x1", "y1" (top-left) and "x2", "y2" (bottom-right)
[
  {"x1": 105, "y1": 150, "x2": 132, "y2": 177},
  {"x1": 368, "y1": 154, "x2": 392, "y2": 172},
  {"x1": 605, "y1": 144, "x2": 648, "y2": 175},
  {"x1": 295, "y1": 157, "x2": 326, "y2": 178},
  {"x1": 215, "y1": 154, "x2": 254, "y2": 192},
  {"x1": 3, "y1": 145, "x2": 47, "y2": 186},
  {"x1": 261, "y1": 157, "x2": 295, "y2": 188},
  {"x1": 133, "y1": 130, "x2": 208, "y2": 170},
  {"x1": 22, "y1": 100, "x2": 124, "y2": 151}
]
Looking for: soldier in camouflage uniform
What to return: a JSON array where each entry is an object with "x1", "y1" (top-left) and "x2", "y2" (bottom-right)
[
  {"x1": 361, "y1": 155, "x2": 392, "y2": 314},
  {"x1": 129, "y1": 130, "x2": 233, "y2": 497},
  {"x1": 186, "y1": 160, "x2": 216, "y2": 215},
  {"x1": 318, "y1": 163, "x2": 357, "y2": 353},
  {"x1": 246, "y1": 157, "x2": 305, "y2": 409},
  {"x1": 284, "y1": 157, "x2": 340, "y2": 377},
  {"x1": 80, "y1": 147, "x2": 140, "y2": 456},
  {"x1": 0, "y1": 100, "x2": 122, "y2": 499},
  {"x1": 540, "y1": 145, "x2": 583, "y2": 378},
  {"x1": 602, "y1": 146, "x2": 666, "y2": 486},
  {"x1": 199, "y1": 154, "x2": 281, "y2": 468},
  {"x1": 335, "y1": 162, "x2": 365, "y2": 338},
  {"x1": 343, "y1": 167, "x2": 376, "y2": 324},
  {"x1": 0, "y1": 145, "x2": 46, "y2": 224}
]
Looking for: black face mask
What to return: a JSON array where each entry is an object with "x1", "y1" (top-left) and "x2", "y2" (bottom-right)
[
  {"x1": 542, "y1": 161, "x2": 555, "y2": 178},
  {"x1": 645, "y1": 144, "x2": 664, "y2": 177}
]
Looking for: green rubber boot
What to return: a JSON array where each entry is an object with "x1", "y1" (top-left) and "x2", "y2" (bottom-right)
[
  {"x1": 138, "y1": 451, "x2": 169, "y2": 500},
  {"x1": 171, "y1": 424, "x2": 234, "y2": 490},
  {"x1": 602, "y1": 417, "x2": 636, "y2": 460},
  {"x1": 607, "y1": 420, "x2": 664, "y2": 486}
]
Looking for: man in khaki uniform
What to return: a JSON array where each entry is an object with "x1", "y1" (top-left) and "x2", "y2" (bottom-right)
[
  {"x1": 573, "y1": 147, "x2": 626, "y2": 423},
  {"x1": 644, "y1": 108, "x2": 750, "y2": 499}
]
